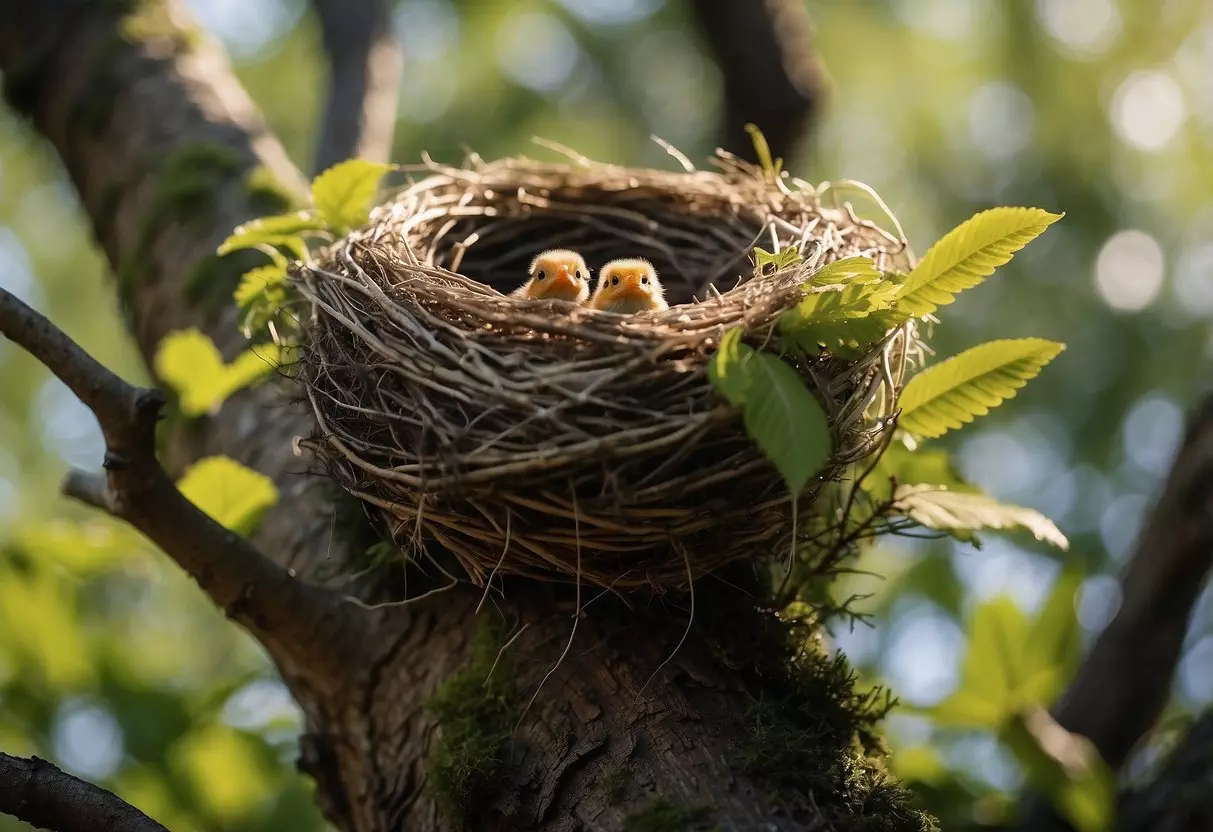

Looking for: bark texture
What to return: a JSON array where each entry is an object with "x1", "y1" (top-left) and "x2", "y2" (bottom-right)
[{"x1": 0, "y1": 2, "x2": 923, "y2": 830}]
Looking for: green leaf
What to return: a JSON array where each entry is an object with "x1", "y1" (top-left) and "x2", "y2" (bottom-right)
[
  {"x1": 1001, "y1": 708, "x2": 1115, "y2": 832},
  {"x1": 706, "y1": 327, "x2": 754, "y2": 406},
  {"x1": 804, "y1": 256, "x2": 885, "y2": 287},
  {"x1": 744, "y1": 123, "x2": 782, "y2": 179},
  {"x1": 929, "y1": 595, "x2": 1027, "y2": 728},
  {"x1": 154, "y1": 328, "x2": 282, "y2": 417},
  {"x1": 233, "y1": 264, "x2": 286, "y2": 310},
  {"x1": 891, "y1": 484, "x2": 1070, "y2": 550},
  {"x1": 311, "y1": 159, "x2": 394, "y2": 235},
  {"x1": 898, "y1": 338, "x2": 1065, "y2": 439},
  {"x1": 894, "y1": 207, "x2": 1063, "y2": 316},
  {"x1": 753, "y1": 246, "x2": 804, "y2": 273},
  {"x1": 1018, "y1": 568, "x2": 1084, "y2": 704},
  {"x1": 741, "y1": 353, "x2": 833, "y2": 495},
  {"x1": 177, "y1": 456, "x2": 278, "y2": 536},
  {"x1": 778, "y1": 281, "x2": 904, "y2": 358},
  {"x1": 217, "y1": 211, "x2": 325, "y2": 259}
]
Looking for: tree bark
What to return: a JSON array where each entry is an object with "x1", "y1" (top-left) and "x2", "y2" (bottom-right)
[{"x1": 0, "y1": 3, "x2": 920, "y2": 830}]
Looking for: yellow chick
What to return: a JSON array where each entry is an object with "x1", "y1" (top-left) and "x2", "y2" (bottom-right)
[
  {"x1": 511, "y1": 249, "x2": 591, "y2": 304},
  {"x1": 590, "y1": 258, "x2": 668, "y2": 314}
]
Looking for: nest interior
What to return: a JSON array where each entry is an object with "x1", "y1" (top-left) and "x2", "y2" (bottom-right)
[{"x1": 297, "y1": 152, "x2": 916, "y2": 592}]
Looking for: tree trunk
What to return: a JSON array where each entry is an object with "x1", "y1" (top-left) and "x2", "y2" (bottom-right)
[{"x1": 0, "y1": 3, "x2": 929, "y2": 830}]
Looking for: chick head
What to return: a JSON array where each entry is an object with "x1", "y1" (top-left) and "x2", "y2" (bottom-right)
[
  {"x1": 590, "y1": 258, "x2": 668, "y2": 314},
  {"x1": 515, "y1": 249, "x2": 591, "y2": 304}
]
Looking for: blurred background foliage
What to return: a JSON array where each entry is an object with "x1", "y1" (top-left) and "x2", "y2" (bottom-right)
[{"x1": 1, "y1": 0, "x2": 1211, "y2": 829}]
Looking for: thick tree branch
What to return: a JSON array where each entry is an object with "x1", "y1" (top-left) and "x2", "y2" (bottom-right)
[
  {"x1": 1119, "y1": 711, "x2": 1213, "y2": 831},
  {"x1": 0, "y1": 287, "x2": 352, "y2": 682},
  {"x1": 0, "y1": 753, "x2": 168, "y2": 832},
  {"x1": 1020, "y1": 394, "x2": 1213, "y2": 830},
  {"x1": 686, "y1": 0, "x2": 827, "y2": 162},
  {"x1": 310, "y1": 0, "x2": 400, "y2": 174}
]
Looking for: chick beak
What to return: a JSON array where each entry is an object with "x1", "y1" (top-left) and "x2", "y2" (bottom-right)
[
  {"x1": 614, "y1": 273, "x2": 650, "y2": 299},
  {"x1": 549, "y1": 264, "x2": 580, "y2": 293}
]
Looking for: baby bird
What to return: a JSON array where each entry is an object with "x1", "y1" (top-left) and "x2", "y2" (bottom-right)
[
  {"x1": 590, "y1": 258, "x2": 668, "y2": 314},
  {"x1": 512, "y1": 249, "x2": 591, "y2": 305}
]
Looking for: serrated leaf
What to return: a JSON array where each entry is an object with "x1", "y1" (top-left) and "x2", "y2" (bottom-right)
[
  {"x1": 177, "y1": 456, "x2": 278, "y2": 536},
  {"x1": 154, "y1": 329, "x2": 282, "y2": 417},
  {"x1": 233, "y1": 264, "x2": 286, "y2": 310},
  {"x1": 754, "y1": 246, "x2": 804, "y2": 273},
  {"x1": 217, "y1": 211, "x2": 325, "y2": 258},
  {"x1": 804, "y1": 256, "x2": 885, "y2": 287},
  {"x1": 894, "y1": 207, "x2": 1063, "y2": 316},
  {"x1": 892, "y1": 484, "x2": 1069, "y2": 550},
  {"x1": 899, "y1": 338, "x2": 1064, "y2": 439},
  {"x1": 1001, "y1": 708, "x2": 1115, "y2": 832},
  {"x1": 778, "y1": 280, "x2": 904, "y2": 358},
  {"x1": 311, "y1": 159, "x2": 394, "y2": 235},
  {"x1": 707, "y1": 327, "x2": 755, "y2": 406},
  {"x1": 741, "y1": 353, "x2": 833, "y2": 495}
]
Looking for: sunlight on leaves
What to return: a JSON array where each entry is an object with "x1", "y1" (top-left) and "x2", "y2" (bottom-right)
[
  {"x1": 892, "y1": 484, "x2": 1069, "y2": 549},
  {"x1": 898, "y1": 338, "x2": 1065, "y2": 440},
  {"x1": 1018, "y1": 568, "x2": 1084, "y2": 703},
  {"x1": 154, "y1": 329, "x2": 281, "y2": 417},
  {"x1": 311, "y1": 159, "x2": 394, "y2": 235},
  {"x1": 14, "y1": 519, "x2": 143, "y2": 576},
  {"x1": 217, "y1": 212, "x2": 322, "y2": 261},
  {"x1": 0, "y1": 562, "x2": 94, "y2": 690},
  {"x1": 176, "y1": 456, "x2": 278, "y2": 536},
  {"x1": 866, "y1": 442, "x2": 976, "y2": 504},
  {"x1": 753, "y1": 246, "x2": 804, "y2": 274},
  {"x1": 894, "y1": 207, "x2": 1062, "y2": 317}
]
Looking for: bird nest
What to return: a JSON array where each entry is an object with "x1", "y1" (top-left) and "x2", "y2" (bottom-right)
[{"x1": 295, "y1": 150, "x2": 917, "y2": 592}]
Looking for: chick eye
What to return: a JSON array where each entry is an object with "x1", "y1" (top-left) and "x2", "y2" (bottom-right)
[
  {"x1": 611, "y1": 275, "x2": 619, "y2": 286},
  {"x1": 576, "y1": 269, "x2": 586, "y2": 280},
  {"x1": 536, "y1": 269, "x2": 546, "y2": 281},
  {"x1": 640, "y1": 275, "x2": 648, "y2": 284}
]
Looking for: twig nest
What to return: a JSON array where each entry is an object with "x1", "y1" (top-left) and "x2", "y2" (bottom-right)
[{"x1": 296, "y1": 151, "x2": 915, "y2": 591}]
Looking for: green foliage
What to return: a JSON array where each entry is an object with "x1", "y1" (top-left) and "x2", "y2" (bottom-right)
[
  {"x1": 892, "y1": 207, "x2": 1063, "y2": 317},
  {"x1": 753, "y1": 245, "x2": 803, "y2": 274},
  {"x1": 1000, "y1": 709, "x2": 1115, "y2": 832},
  {"x1": 866, "y1": 443, "x2": 975, "y2": 504},
  {"x1": 153, "y1": 328, "x2": 281, "y2": 417},
  {"x1": 708, "y1": 329, "x2": 833, "y2": 496},
  {"x1": 623, "y1": 798, "x2": 710, "y2": 832},
  {"x1": 744, "y1": 123, "x2": 782, "y2": 181},
  {"x1": 897, "y1": 338, "x2": 1065, "y2": 440},
  {"x1": 924, "y1": 580, "x2": 1109, "y2": 830},
  {"x1": 891, "y1": 484, "x2": 1069, "y2": 550},
  {"x1": 176, "y1": 456, "x2": 279, "y2": 536},
  {"x1": 234, "y1": 265, "x2": 289, "y2": 338},
  {"x1": 310, "y1": 159, "x2": 394, "y2": 235},
  {"x1": 425, "y1": 614, "x2": 518, "y2": 826}
]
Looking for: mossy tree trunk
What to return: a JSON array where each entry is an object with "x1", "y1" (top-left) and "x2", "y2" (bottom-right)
[{"x1": 0, "y1": 3, "x2": 928, "y2": 831}]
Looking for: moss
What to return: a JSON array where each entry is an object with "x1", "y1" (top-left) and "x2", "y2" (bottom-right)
[
  {"x1": 426, "y1": 613, "x2": 518, "y2": 827},
  {"x1": 622, "y1": 799, "x2": 710, "y2": 832},
  {"x1": 116, "y1": 142, "x2": 245, "y2": 300},
  {"x1": 245, "y1": 165, "x2": 305, "y2": 215},
  {"x1": 598, "y1": 766, "x2": 631, "y2": 804},
  {"x1": 693, "y1": 582, "x2": 938, "y2": 832}
]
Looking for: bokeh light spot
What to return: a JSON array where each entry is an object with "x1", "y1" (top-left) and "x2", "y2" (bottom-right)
[{"x1": 1094, "y1": 229, "x2": 1164, "y2": 312}]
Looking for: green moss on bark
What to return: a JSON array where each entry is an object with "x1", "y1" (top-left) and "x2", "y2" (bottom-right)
[
  {"x1": 623, "y1": 799, "x2": 710, "y2": 832},
  {"x1": 426, "y1": 613, "x2": 518, "y2": 828}
]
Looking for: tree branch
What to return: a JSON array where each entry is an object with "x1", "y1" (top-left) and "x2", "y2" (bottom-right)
[
  {"x1": 0, "y1": 753, "x2": 169, "y2": 832},
  {"x1": 1020, "y1": 394, "x2": 1213, "y2": 830},
  {"x1": 1119, "y1": 711, "x2": 1213, "y2": 831},
  {"x1": 310, "y1": 0, "x2": 400, "y2": 174},
  {"x1": 686, "y1": 0, "x2": 827, "y2": 162},
  {"x1": 0, "y1": 286, "x2": 352, "y2": 682}
]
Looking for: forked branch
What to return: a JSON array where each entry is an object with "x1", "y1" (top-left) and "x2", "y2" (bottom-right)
[
  {"x1": 0, "y1": 287, "x2": 353, "y2": 680},
  {"x1": 0, "y1": 753, "x2": 168, "y2": 832}
]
